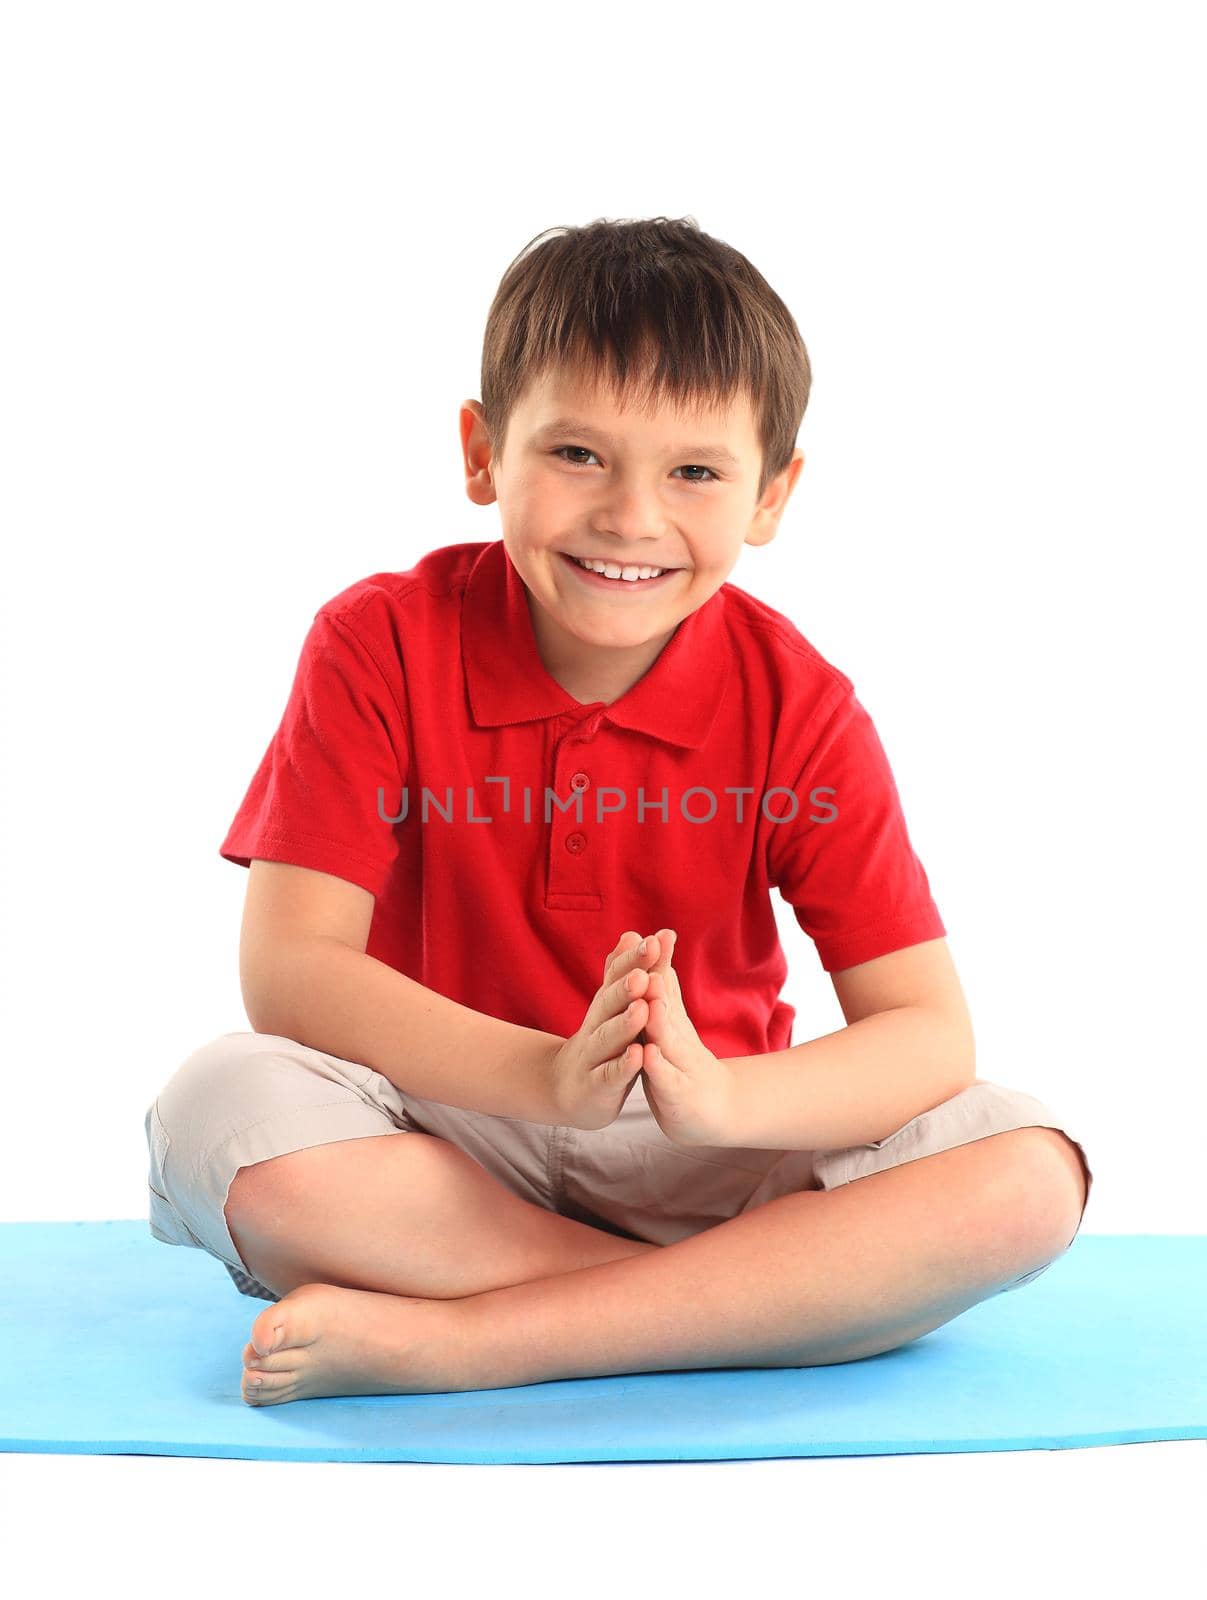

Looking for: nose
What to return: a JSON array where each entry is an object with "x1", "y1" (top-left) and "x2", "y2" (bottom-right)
[{"x1": 590, "y1": 488, "x2": 669, "y2": 549}]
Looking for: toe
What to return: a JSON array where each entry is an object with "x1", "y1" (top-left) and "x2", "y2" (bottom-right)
[
  {"x1": 243, "y1": 1370, "x2": 295, "y2": 1405},
  {"x1": 243, "y1": 1342, "x2": 295, "y2": 1375},
  {"x1": 242, "y1": 1347, "x2": 272, "y2": 1381},
  {"x1": 250, "y1": 1308, "x2": 285, "y2": 1359}
]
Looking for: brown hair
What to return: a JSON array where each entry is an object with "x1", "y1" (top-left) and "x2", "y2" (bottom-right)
[{"x1": 479, "y1": 215, "x2": 812, "y2": 504}]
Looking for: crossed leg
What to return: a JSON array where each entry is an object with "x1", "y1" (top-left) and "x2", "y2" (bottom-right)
[
  {"x1": 225, "y1": 1128, "x2": 658, "y2": 1302},
  {"x1": 239, "y1": 1124, "x2": 1088, "y2": 1403}
]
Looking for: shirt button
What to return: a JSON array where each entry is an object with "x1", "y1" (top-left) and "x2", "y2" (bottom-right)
[
  {"x1": 570, "y1": 772, "x2": 589, "y2": 791},
  {"x1": 566, "y1": 831, "x2": 587, "y2": 854}
]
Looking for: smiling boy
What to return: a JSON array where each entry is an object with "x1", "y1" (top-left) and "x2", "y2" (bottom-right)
[
  {"x1": 482, "y1": 365, "x2": 770, "y2": 711},
  {"x1": 144, "y1": 216, "x2": 1093, "y2": 1404}
]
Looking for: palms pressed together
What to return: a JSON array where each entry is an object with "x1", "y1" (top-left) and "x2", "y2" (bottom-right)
[{"x1": 628, "y1": 929, "x2": 735, "y2": 1149}]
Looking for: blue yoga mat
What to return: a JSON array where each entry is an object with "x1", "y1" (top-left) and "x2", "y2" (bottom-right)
[{"x1": 1, "y1": 1222, "x2": 1202, "y2": 1463}]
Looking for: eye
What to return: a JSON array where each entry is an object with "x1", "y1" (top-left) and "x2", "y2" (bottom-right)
[{"x1": 549, "y1": 446, "x2": 720, "y2": 484}]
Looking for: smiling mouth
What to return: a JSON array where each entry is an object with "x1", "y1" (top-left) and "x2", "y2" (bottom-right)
[{"x1": 560, "y1": 552, "x2": 682, "y2": 586}]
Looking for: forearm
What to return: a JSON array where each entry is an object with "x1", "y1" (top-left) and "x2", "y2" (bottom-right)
[
  {"x1": 721, "y1": 1006, "x2": 976, "y2": 1150},
  {"x1": 243, "y1": 936, "x2": 567, "y2": 1124}
]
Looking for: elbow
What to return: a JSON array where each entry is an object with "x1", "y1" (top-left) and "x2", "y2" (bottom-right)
[
  {"x1": 949, "y1": 1013, "x2": 977, "y2": 1090},
  {"x1": 916, "y1": 1004, "x2": 977, "y2": 1091},
  {"x1": 239, "y1": 942, "x2": 309, "y2": 1039},
  {"x1": 241, "y1": 976, "x2": 286, "y2": 1038},
  {"x1": 239, "y1": 933, "x2": 356, "y2": 1041}
]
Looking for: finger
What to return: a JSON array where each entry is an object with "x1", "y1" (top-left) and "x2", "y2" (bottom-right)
[
  {"x1": 595, "y1": 995, "x2": 647, "y2": 1060},
  {"x1": 647, "y1": 1040, "x2": 682, "y2": 1076},
  {"x1": 604, "y1": 1038, "x2": 642, "y2": 1072},
  {"x1": 648, "y1": 929, "x2": 678, "y2": 974},
  {"x1": 643, "y1": 970, "x2": 663, "y2": 1001},
  {"x1": 611, "y1": 929, "x2": 675, "y2": 976},
  {"x1": 606, "y1": 931, "x2": 643, "y2": 980},
  {"x1": 621, "y1": 931, "x2": 664, "y2": 976},
  {"x1": 644, "y1": 974, "x2": 675, "y2": 1028},
  {"x1": 644, "y1": 1040, "x2": 673, "y2": 1077},
  {"x1": 586, "y1": 966, "x2": 648, "y2": 1036},
  {"x1": 583, "y1": 967, "x2": 633, "y2": 1037},
  {"x1": 594, "y1": 1030, "x2": 644, "y2": 1082},
  {"x1": 610, "y1": 966, "x2": 650, "y2": 1014},
  {"x1": 585, "y1": 956, "x2": 647, "y2": 1034},
  {"x1": 592, "y1": 947, "x2": 649, "y2": 1024}
]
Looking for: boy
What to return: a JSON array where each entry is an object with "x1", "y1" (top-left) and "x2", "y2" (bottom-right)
[{"x1": 144, "y1": 216, "x2": 1093, "y2": 1405}]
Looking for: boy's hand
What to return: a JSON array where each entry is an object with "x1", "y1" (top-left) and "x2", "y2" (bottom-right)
[
  {"x1": 549, "y1": 931, "x2": 659, "y2": 1131},
  {"x1": 639, "y1": 930, "x2": 735, "y2": 1148}
]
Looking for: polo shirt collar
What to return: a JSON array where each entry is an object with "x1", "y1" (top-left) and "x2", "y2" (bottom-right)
[{"x1": 461, "y1": 539, "x2": 731, "y2": 750}]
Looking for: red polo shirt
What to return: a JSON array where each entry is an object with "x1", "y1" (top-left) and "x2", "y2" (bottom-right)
[{"x1": 220, "y1": 538, "x2": 945, "y2": 1060}]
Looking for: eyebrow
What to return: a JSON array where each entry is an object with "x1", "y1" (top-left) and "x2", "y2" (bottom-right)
[{"x1": 532, "y1": 416, "x2": 742, "y2": 469}]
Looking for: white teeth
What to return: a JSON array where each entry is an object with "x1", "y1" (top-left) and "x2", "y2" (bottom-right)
[{"x1": 571, "y1": 556, "x2": 667, "y2": 581}]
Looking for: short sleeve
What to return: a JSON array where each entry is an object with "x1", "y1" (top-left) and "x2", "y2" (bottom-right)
[
  {"x1": 218, "y1": 607, "x2": 409, "y2": 899},
  {"x1": 767, "y1": 687, "x2": 945, "y2": 972}
]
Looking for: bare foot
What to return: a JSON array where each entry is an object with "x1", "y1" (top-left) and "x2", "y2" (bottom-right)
[{"x1": 239, "y1": 1281, "x2": 470, "y2": 1405}]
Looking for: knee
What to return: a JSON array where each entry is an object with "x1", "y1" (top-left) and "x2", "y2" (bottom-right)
[
  {"x1": 156, "y1": 1029, "x2": 272, "y2": 1110},
  {"x1": 152, "y1": 1030, "x2": 295, "y2": 1171},
  {"x1": 1001, "y1": 1126, "x2": 1090, "y2": 1260}
]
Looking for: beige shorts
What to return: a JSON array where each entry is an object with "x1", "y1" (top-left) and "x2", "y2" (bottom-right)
[{"x1": 145, "y1": 1030, "x2": 1095, "y2": 1304}]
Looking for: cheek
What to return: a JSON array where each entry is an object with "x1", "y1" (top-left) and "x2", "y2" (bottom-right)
[{"x1": 520, "y1": 488, "x2": 576, "y2": 533}]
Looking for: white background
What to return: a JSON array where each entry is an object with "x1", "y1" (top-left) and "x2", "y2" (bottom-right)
[{"x1": 2, "y1": 0, "x2": 1202, "y2": 1580}]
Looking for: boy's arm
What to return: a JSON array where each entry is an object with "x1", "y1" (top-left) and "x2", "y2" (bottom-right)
[
  {"x1": 720, "y1": 939, "x2": 976, "y2": 1149},
  {"x1": 240, "y1": 861, "x2": 566, "y2": 1124}
]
